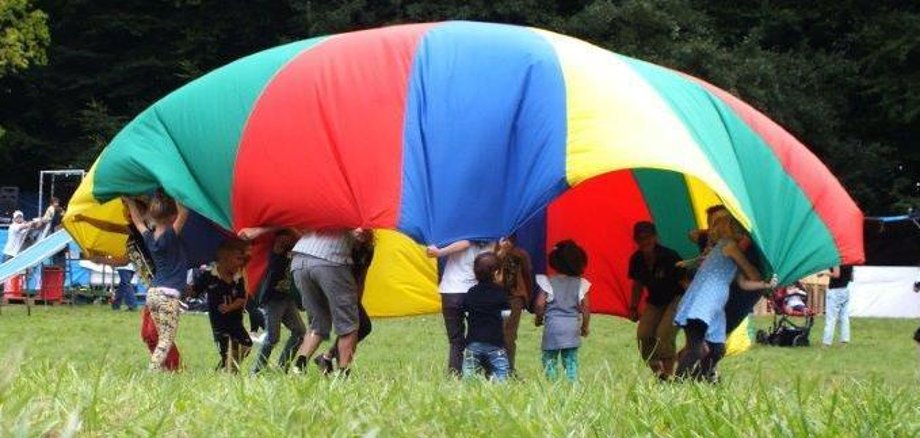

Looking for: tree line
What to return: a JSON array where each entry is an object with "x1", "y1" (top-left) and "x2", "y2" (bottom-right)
[{"x1": 1, "y1": 0, "x2": 917, "y2": 214}]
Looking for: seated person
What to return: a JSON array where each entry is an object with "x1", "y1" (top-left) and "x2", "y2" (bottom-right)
[
  {"x1": 193, "y1": 239, "x2": 253, "y2": 372},
  {"x1": 782, "y1": 283, "x2": 808, "y2": 314}
]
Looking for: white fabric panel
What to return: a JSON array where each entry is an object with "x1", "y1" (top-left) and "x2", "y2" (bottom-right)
[{"x1": 849, "y1": 266, "x2": 920, "y2": 318}]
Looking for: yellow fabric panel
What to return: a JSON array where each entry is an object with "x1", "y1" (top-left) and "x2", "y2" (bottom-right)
[
  {"x1": 684, "y1": 174, "x2": 724, "y2": 228},
  {"x1": 725, "y1": 317, "x2": 752, "y2": 357},
  {"x1": 533, "y1": 29, "x2": 752, "y2": 231},
  {"x1": 61, "y1": 163, "x2": 130, "y2": 258},
  {"x1": 363, "y1": 229, "x2": 441, "y2": 317}
]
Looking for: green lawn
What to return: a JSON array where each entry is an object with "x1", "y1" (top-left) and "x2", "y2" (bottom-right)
[{"x1": 0, "y1": 304, "x2": 918, "y2": 437}]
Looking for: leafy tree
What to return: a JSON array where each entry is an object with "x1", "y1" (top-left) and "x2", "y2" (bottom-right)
[
  {"x1": 0, "y1": 0, "x2": 916, "y2": 213},
  {"x1": 0, "y1": 0, "x2": 48, "y2": 76},
  {"x1": 0, "y1": 0, "x2": 48, "y2": 138}
]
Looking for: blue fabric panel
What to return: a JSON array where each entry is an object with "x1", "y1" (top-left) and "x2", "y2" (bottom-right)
[
  {"x1": 515, "y1": 207, "x2": 548, "y2": 310},
  {"x1": 180, "y1": 210, "x2": 231, "y2": 267},
  {"x1": 516, "y1": 207, "x2": 548, "y2": 276},
  {"x1": 399, "y1": 22, "x2": 568, "y2": 246}
]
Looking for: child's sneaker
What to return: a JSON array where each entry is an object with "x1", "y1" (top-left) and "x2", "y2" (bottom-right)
[
  {"x1": 292, "y1": 355, "x2": 308, "y2": 374},
  {"x1": 313, "y1": 354, "x2": 334, "y2": 375}
]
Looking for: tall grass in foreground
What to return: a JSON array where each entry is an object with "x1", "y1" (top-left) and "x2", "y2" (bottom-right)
[{"x1": 0, "y1": 306, "x2": 918, "y2": 437}]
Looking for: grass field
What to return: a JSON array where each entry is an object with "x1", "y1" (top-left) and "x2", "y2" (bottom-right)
[{"x1": 0, "y1": 304, "x2": 918, "y2": 437}]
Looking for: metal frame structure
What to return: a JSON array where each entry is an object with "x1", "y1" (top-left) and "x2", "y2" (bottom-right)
[{"x1": 37, "y1": 169, "x2": 85, "y2": 216}]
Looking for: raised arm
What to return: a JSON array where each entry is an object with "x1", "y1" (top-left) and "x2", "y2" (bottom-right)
[
  {"x1": 736, "y1": 273, "x2": 778, "y2": 291},
  {"x1": 122, "y1": 197, "x2": 149, "y2": 234},
  {"x1": 426, "y1": 240, "x2": 472, "y2": 258},
  {"x1": 237, "y1": 226, "x2": 281, "y2": 241},
  {"x1": 173, "y1": 202, "x2": 189, "y2": 234},
  {"x1": 723, "y1": 242, "x2": 762, "y2": 282},
  {"x1": 676, "y1": 256, "x2": 703, "y2": 270}
]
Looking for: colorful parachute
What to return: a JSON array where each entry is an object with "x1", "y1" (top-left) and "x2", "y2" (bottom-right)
[{"x1": 63, "y1": 21, "x2": 864, "y2": 319}]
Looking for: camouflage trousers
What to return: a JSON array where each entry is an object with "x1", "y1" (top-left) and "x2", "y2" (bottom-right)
[{"x1": 146, "y1": 288, "x2": 182, "y2": 371}]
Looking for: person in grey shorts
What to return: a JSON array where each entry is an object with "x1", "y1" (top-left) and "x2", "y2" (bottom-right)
[{"x1": 290, "y1": 229, "x2": 366, "y2": 375}]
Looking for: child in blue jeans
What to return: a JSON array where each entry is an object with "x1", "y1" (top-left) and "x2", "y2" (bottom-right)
[
  {"x1": 535, "y1": 240, "x2": 591, "y2": 381},
  {"x1": 461, "y1": 252, "x2": 511, "y2": 381}
]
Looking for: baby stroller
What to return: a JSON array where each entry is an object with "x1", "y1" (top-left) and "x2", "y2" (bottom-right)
[{"x1": 756, "y1": 283, "x2": 815, "y2": 347}]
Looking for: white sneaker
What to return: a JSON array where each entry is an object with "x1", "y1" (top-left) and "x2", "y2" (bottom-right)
[{"x1": 250, "y1": 331, "x2": 266, "y2": 344}]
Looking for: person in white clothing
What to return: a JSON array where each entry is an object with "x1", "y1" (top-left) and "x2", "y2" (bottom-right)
[
  {"x1": 3, "y1": 211, "x2": 39, "y2": 262},
  {"x1": 427, "y1": 239, "x2": 496, "y2": 375}
]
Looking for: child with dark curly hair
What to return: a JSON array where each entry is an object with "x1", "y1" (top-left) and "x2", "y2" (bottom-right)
[{"x1": 534, "y1": 240, "x2": 591, "y2": 381}]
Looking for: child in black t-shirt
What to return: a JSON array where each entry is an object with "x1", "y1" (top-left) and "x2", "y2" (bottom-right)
[
  {"x1": 194, "y1": 239, "x2": 252, "y2": 372},
  {"x1": 461, "y1": 252, "x2": 511, "y2": 381}
]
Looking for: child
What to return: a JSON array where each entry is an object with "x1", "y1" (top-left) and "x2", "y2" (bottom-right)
[
  {"x1": 427, "y1": 240, "x2": 496, "y2": 376},
  {"x1": 124, "y1": 194, "x2": 189, "y2": 372},
  {"x1": 674, "y1": 211, "x2": 776, "y2": 381},
  {"x1": 193, "y1": 238, "x2": 253, "y2": 372},
  {"x1": 496, "y1": 235, "x2": 533, "y2": 375},
  {"x1": 250, "y1": 230, "x2": 307, "y2": 374},
  {"x1": 627, "y1": 221, "x2": 687, "y2": 380},
  {"x1": 534, "y1": 240, "x2": 591, "y2": 382},
  {"x1": 461, "y1": 252, "x2": 511, "y2": 381}
]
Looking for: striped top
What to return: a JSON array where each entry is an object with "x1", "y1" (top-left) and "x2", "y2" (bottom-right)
[{"x1": 292, "y1": 231, "x2": 354, "y2": 265}]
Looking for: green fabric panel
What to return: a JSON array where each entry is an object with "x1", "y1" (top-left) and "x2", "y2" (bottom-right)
[
  {"x1": 93, "y1": 37, "x2": 329, "y2": 228},
  {"x1": 632, "y1": 169, "x2": 700, "y2": 259},
  {"x1": 620, "y1": 56, "x2": 839, "y2": 283}
]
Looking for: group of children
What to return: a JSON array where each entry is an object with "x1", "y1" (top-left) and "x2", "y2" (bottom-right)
[
  {"x1": 433, "y1": 238, "x2": 591, "y2": 382},
  {"x1": 125, "y1": 194, "x2": 307, "y2": 373},
  {"x1": 627, "y1": 205, "x2": 786, "y2": 382},
  {"x1": 125, "y1": 189, "x2": 592, "y2": 380},
  {"x1": 127, "y1": 189, "x2": 790, "y2": 383}
]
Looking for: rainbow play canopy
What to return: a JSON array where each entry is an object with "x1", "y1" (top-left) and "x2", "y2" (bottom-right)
[{"x1": 63, "y1": 21, "x2": 863, "y2": 317}]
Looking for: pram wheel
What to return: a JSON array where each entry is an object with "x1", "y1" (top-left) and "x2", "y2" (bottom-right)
[
  {"x1": 756, "y1": 329, "x2": 769, "y2": 344},
  {"x1": 792, "y1": 334, "x2": 809, "y2": 347}
]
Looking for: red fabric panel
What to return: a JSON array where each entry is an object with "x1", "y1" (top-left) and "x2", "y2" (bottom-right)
[
  {"x1": 686, "y1": 76, "x2": 865, "y2": 264},
  {"x1": 232, "y1": 24, "x2": 434, "y2": 290},
  {"x1": 547, "y1": 171, "x2": 653, "y2": 318}
]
